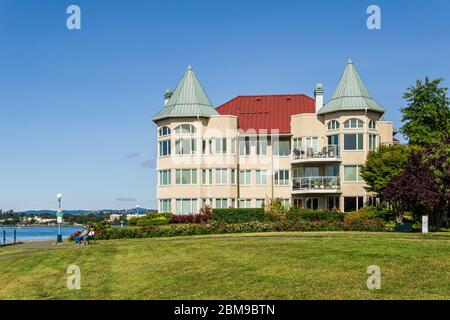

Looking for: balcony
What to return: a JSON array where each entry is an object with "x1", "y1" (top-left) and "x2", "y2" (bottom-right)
[
  {"x1": 292, "y1": 145, "x2": 341, "y2": 164},
  {"x1": 292, "y1": 176, "x2": 341, "y2": 194}
]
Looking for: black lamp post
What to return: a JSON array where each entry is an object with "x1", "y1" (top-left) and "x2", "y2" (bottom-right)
[{"x1": 56, "y1": 193, "x2": 63, "y2": 243}]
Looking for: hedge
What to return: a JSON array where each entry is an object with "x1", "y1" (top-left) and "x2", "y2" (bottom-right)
[
  {"x1": 92, "y1": 218, "x2": 388, "y2": 240},
  {"x1": 286, "y1": 208, "x2": 346, "y2": 222},
  {"x1": 212, "y1": 208, "x2": 271, "y2": 223}
]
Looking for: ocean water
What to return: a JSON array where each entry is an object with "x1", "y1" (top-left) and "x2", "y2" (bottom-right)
[{"x1": 0, "y1": 226, "x2": 83, "y2": 243}]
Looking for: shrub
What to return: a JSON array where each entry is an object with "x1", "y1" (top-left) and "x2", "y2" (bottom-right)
[
  {"x1": 136, "y1": 217, "x2": 169, "y2": 226},
  {"x1": 129, "y1": 212, "x2": 173, "y2": 226},
  {"x1": 212, "y1": 208, "x2": 271, "y2": 223},
  {"x1": 343, "y1": 217, "x2": 386, "y2": 232},
  {"x1": 170, "y1": 213, "x2": 211, "y2": 224},
  {"x1": 146, "y1": 212, "x2": 173, "y2": 219},
  {"x1": 286, "y1": 208, "x2": 345, "y2": 222},
  {"x1": 263, "y1": 198, "x2": 289, "y2": 220}
]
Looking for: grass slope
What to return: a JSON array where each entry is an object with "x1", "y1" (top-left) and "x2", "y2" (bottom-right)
[{"x1": 0, "y1": 232, "x2": 449, "y2": 300}]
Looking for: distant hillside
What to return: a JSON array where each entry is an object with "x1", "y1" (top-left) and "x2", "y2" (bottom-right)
[{"x1": 16, "y1": 208, "x2": 155, "y2": 215}]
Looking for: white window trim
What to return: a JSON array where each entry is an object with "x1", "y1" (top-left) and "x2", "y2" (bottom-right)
[
  {"x1": 175, "y1": 169, "x2": 198, "y2": 185},
  {"x1": 343, "y1": 133, "x2": 365, "y2": 151},
  {"x1": 158, "y1": 169, "x2": 172, "y2": 187},
  {"x1": 343, "y1": 164, "x2": 364, "y2": 183},
  {"x1": 215, "y1": 168, "x2": 229, "y2": 185}
]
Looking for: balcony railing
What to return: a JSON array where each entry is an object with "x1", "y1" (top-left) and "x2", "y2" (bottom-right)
[
  {"x1": 292, "y1": 176, "x2": 341, "y2": 192},
  {"x1": 292, "y1": 145, "x2": 340, "y2": 161}
]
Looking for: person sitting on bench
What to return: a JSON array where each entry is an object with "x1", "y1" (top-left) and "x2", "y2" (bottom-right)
[
  {"x1": 84, "y1": 228, "x2": 95, "y2": 244},
  {"x1": 75, "y1": 227, "x2": 89, "y2": 244}
]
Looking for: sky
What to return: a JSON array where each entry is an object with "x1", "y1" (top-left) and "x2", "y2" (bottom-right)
[{"x1": 0, "y1": 0, "x2": 449, "y2": 211}]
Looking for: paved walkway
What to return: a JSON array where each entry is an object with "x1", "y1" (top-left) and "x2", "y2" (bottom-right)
[
  {"x1": 8, "y1": 240, "x2": 57, "y2": 249},
  {"x1": 0, "y1": 240, "x2": 83, "y2": 261}
]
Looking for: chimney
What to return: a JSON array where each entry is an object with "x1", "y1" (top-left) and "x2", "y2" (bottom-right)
[
  {"x1": 314, "y1": 83, "x2": 324, "y2": 113},
  {"x1": 164, "y1": 88, "x2": 174, "y2": 106}
]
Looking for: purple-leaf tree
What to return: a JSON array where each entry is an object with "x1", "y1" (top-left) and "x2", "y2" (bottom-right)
[{"x1": 385, "y1": 141, "x2": 449, "y2": 230}]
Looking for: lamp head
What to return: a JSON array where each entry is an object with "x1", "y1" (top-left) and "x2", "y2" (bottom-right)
[{"x1": 56, "y1": 193, "x2": 62, "y2": 199}]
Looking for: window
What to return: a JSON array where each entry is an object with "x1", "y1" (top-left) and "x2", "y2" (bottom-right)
[
  {"x1": 230, "y1": 199, "x2": 237, "y2": 208},
  {"x1": 158, "y1": 170, "x2": 171, "y2": 186},
  {"x1": 215, "y1": 138, "x2": 228, "y2": 155},
  {"x1": 367, "y1": 197, "x2": 378, "y2": 207},
  {"x1": 159, "y1": 199, "x2": 171, "y2": 213},
  {"x1": 256, "y1": 137, "x2": 268, "y2": 156},
  {"x1": 293, "y1": 168, "x2": 302, "y2": 179},
  {"x1": 174, "y1": 124, "x2": 196, "y2": 134},
  {"x1": 158, "y1": 126, "x2": 171, "y2": 137},
  {"x1": 159, "y1": 140, "x2": 171, "y2": 157},
  {"x1": 202, "y1": 169, "x2": 212, "y2": 185},
  {"x1": 230, "y1": 139, "x2": 237, "y2": 155},
  {"x1": 240, "y1": 170, "x2": 252, "y2": 185},
  {"x1": 327, "y1": 120, "x2": 340, "y2": 131},
  {"x1": 256, "y1": 199, "x2": 265, "y2": 208},
  {"x1": 175, "y1": 169, "x2": 197, "y2": 185},
  {"x1": 305, "y1": 137, "x2": 319, "y2": 152},
  {"x1": 215, "y1": 199, "x2": 228, "y2": 209},
  {"x1": 306, "y1": 198, "x2": 319, "y2": 210},
  {"x1": 305, "y1": 167, "x2": 319, "y2": 177},
  {"x1": 175, "y1": 138, "x2": 197, "y2": 155},
  {"x1": 215, "y1": 169, "x2": 228, "y2": 185},
  {"x1": 293, "y1": 138, "x2": 302, "y2": 151},
  {"x1": 327, "y1": 197, "x2": 340, "y2": 211},
  {"x1": 369, "y1": 120, "x2": 377, "y2": 130},
  {"x1": 327, "y1": 134, "x2": 339, "y2": 146},
  {"x1": 255, "y1": 170, "x2": 268, "y2": 185},
  {"x1": 344, "y1": 118, "x2": 364, "y2": 129},
  {"x1": 280, "y1": 199, "x2": 290, "y2": 207},
  {"x1": 239, "y1": 199, "x2": 252, "y2": 208},
  {"x1": 202, "y1": 198, "x2": 213, "y2": 207},
  {"x1": 344, "y1": 197, "x2": 364, "y2": 212},
  {"x1": 274, "y1": 139, "x2": 291, "y2": 156},
  {"x1": 369, "y1": 134, "x2": 377, "y2": 151},
  {"x1": 325, "y1": 165, "x2": 339, "y2": 177},
  {"x1": 344, "y1": 165, "x2": 363, "y2": 182},
  {"x1": 239, "y1": 137, "x2": 251, "y2": 156},
  {"x1": 231, "y1": 169, "x2": 237, "y2": 184},
  {"x1": 293, "y1": 198, "x2": 303, "y2": 208},
  {"x1": 176, "y1": 199, "x2": 198, "y2": 214},
  {"x1": 274, "y1": 170, "x2": 289, "y2": 186},
  {"x1": 202, "y1": 139, "x2": 212, "y2": 155},
  {"x1": 344, "y1": 134, "x2": 364, "y2": 150}
]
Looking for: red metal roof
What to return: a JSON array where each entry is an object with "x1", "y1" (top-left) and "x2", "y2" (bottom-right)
[{"x1": 216, "y1": 94, "x2": 315, "y2": 134}]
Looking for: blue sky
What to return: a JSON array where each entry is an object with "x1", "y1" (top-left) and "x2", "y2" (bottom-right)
[{"x1": 0, "y1": 0, "x2": 449, "y2": 211}]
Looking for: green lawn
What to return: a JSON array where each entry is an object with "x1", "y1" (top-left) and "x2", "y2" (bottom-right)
[{"x1": 0, "y1": 232, "x2": 449, "y2": 300}]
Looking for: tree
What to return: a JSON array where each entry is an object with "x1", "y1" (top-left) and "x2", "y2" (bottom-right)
[
  {"x1": 400, "y1": 77, "x2": 450, "y2": 146},
  {"x1": 360, "y1": 144, "x2": 413, "y2": 198},
  {"x1": 384, "y1": 142, "x2": 450, "y2": 230}
]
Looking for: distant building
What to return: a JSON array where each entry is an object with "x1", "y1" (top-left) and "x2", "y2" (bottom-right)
[
  {"x1": 109, "y1": 214, "x2": 145, "y2": 222},
  {"x1": 152, "y1": 60, "x2": 396, "y2": 213}
]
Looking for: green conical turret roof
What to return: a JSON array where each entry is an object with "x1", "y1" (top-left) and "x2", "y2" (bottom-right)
[
  {"x1": 152, "y1": 66, "x2": 219, "y2": 122},
  {"x1": 318, "y1": 59, "x2": 385, "y2": 115}
]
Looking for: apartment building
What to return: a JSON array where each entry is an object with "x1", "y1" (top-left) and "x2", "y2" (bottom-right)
[{"x1": 153, "y1": 60, "x2": 396, "y2": 214}]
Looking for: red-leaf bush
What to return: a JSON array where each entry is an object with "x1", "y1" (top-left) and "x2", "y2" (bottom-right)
[{"x1": 170, "y1": 213, "x2": 212, "y2": 224}]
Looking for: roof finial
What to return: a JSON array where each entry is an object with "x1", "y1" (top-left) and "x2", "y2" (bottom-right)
[
  {"x1": 347, "y1": 58, "x2": 353, "y2": 64},
  {"x1": 187, "y1": 65, "x2": 193, "y2": 70}
]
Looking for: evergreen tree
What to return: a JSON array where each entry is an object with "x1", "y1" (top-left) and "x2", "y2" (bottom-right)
[{"x1": 401, "y1": 78, "x2": 450, "y2": 146}]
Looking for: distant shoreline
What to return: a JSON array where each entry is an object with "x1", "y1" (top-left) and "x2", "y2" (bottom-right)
[{"x1": 0, "y1": 224, "x2": 84, "y2": 227}]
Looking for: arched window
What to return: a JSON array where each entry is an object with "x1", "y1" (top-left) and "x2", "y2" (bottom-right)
[
  {"x1": 327, "y1": 120, "x2": 340, "y2": 131},
  {"x1": 344, "y1": 118, "x2": 364, "y2": 129},
  {"x1": 369, "y1": 120, "x2": 377, "y2": 130},
  {"x1": 158, "y1": 126, "x2": 171, "y2": 137},
  {"x1": 174, "y1": 124, "x2": 196, "y2": 134}
]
